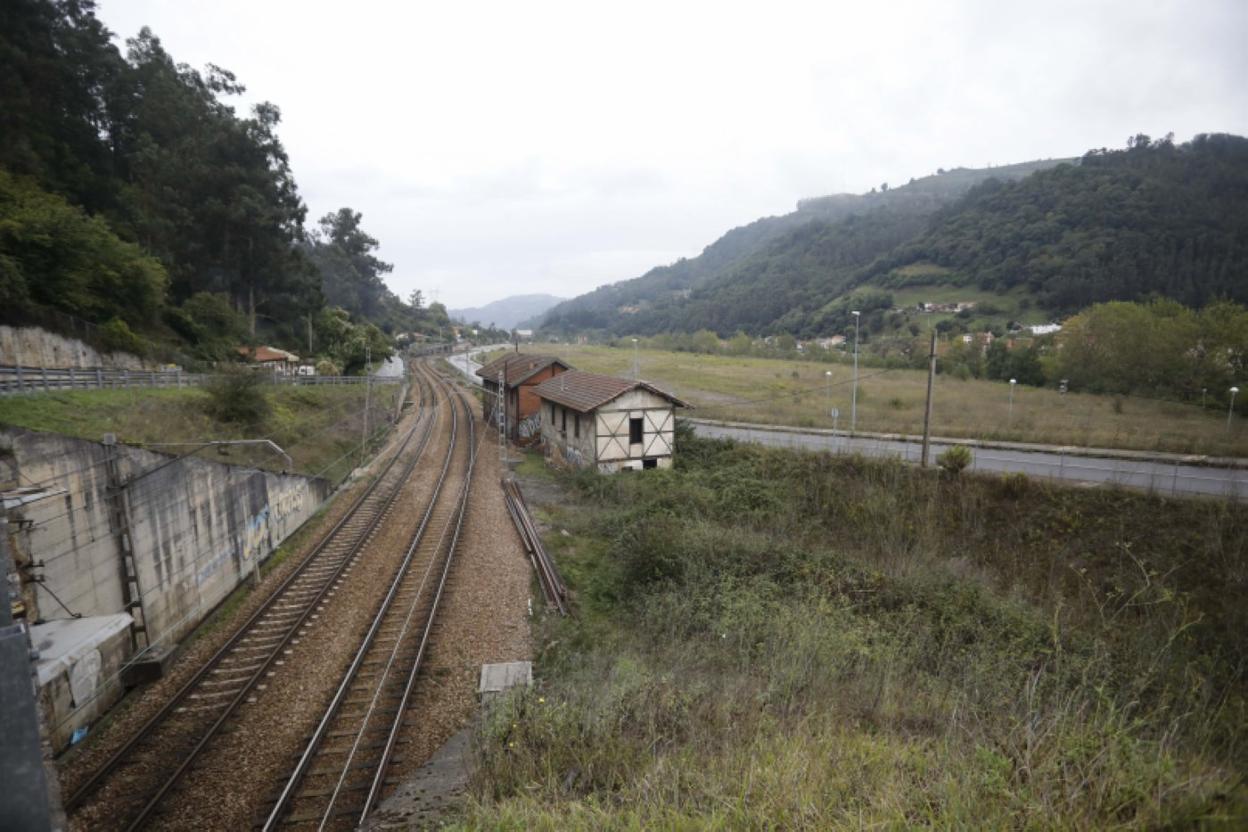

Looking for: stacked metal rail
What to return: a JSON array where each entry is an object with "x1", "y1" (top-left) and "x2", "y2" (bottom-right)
[
  {"x1": 64, "y1": 363, "x2": 441, "y2": 831},
  {"x1": 502, "y1": 478, "x2": 568, "y2": 615},
  {"x1": 260, "y1": 381, "x2": 480, "y2": 830}
]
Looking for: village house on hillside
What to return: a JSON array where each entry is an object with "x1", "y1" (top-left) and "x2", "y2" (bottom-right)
[
  {"x1": 532, "y1": 370, "x2": 689, "y2": 472},
  {"x1": 475, "y1": 353, "x2": 573, "y2": 442}
]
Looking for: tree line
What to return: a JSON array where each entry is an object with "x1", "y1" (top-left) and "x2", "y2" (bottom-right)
[{"x1": 0, "y1": 0, "x2": 445, "y2": 369}]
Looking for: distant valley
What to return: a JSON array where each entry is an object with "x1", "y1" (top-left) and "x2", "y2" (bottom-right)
[{"x1": 450, "y1": 293, "x2": 565, "y2": 331}]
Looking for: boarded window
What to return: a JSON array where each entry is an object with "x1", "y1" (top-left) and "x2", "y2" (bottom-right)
[{"x1": 629, "y1": 417, "x2": 643, "y2": 444}]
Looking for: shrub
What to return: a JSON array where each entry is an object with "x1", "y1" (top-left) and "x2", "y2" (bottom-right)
[
  {"x1": 315, "y1": 358, "x2": 340, "y2": 376},
  {"x1": 204, "y1": 366, "x2": 271, "y2": 425},
  {"x1": 98, "y1": 317, "x2": 147, "y2": 357},
  {"x1": 937, "y1": 444, "x2": 972, "y2": 475},
  {"x1": 999, "y1": 471, "x2": 1030, "y2": 499}
]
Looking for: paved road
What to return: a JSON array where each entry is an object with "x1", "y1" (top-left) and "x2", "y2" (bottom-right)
[
  {"x1": 445, "y1": 345, "x2": 509, "y2": 386},
  {"x1": 691, "y1": 420, "x2": 1248, "y2": 500}
]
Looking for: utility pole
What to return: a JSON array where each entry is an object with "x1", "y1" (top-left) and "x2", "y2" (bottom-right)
[
  {"x1": 361, "y1": 345, "x2": 372, "y2": 463},
  {"x1": 498, "y1": 368, "x2": 506, "y2": 463},
  {"x1": 632, "y1": 338, "x2": 639, "y2": 380},
  {"x1": 921, "y1": 330, "x2": 937, "y2": 467},
  {"x1": 307, "y1": 315, "x2": 313, "y2": 357},
  {"x1": 850, "y1": 311, "x2": 861, "y2": 432}
]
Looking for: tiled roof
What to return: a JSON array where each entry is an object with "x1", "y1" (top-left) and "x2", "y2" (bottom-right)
[
  {"x1": 475, "y1": 353, "x2": 570, "y2": 386},
  {"x1": 237, "y1": 345, "x2": 300, "y2": 363},
  {"x1": 532, "y1": 371, "x2": 689, "y2": 413}
]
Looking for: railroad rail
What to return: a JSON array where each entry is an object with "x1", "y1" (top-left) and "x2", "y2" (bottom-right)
[
  {"x1": 261, "y1": 380, "x2": 479, "y2": 830},
  {"x1": 64, "y1": 362, "x2": 442, "y2": 830},
  {"x1": 502, "y1": 478, "x2": 568, "y2": 615}
]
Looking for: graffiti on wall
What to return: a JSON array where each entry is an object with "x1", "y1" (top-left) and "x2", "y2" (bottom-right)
[{"x1": 517, "y1": 414, "x2": 542, "y2": 439}]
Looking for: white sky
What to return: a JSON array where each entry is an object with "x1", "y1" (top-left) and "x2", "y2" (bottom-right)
[{"x1": 95, "y1": 0, "x2": 1248, "y2": 309}]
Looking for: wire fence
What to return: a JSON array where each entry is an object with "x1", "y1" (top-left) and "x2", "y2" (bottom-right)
[{"x1": 0, "y1": 364, "x2": 401, "y2": 396}]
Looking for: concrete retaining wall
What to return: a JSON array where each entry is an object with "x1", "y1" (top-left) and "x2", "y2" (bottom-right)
[
  {"x1": 2, "y1": 427, "x2": 330, "y2": 645},
  {"x1": 1, "y1": 427, "x2": 331, "y2": 749}
]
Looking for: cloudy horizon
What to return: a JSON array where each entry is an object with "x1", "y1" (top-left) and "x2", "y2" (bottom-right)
[{"x1": 94, "y1": 0, "x2": 1248, "y2": 309}]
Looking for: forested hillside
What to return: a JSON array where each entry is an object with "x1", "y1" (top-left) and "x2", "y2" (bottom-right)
[
  {"x1": 543, "y1": 136, "x2": 1248, "y2": 339},
  {"x1": 0, "y1": 0, "x2": 441, "y2": 368},
  {"x1": 867, "y1": 133, "x2": 1248, "y2": 313},
  {"x1": 540, "y1": 159, "x2": 1069, "y2": 335}
]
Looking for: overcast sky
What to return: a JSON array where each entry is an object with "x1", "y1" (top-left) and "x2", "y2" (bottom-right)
[{"x1": 96, "y1": 0, "x2": 1247, "y2": 310}]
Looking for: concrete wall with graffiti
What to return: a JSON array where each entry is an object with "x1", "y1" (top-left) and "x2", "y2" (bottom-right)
[
  {"x1": 1, "y1": 427, "x2": 330, "y2": 648},
  {"x1": 2, "y1": 427, "x2": 330, "y2": 750},
  {"x1": 125, "y1": 449, "x2": 330, "y2": 645}
]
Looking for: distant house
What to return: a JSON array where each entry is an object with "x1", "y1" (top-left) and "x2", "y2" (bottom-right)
[
  {"x1": 1029, "y1": 323, "x2": 1062, "y2": 336},
  {"x1": 532, "y1": 371, "x2": 689, "y2": 472},
  {"x1": 475, "y1": 353, "x2": 573, "y2": 442},
  {"x1": 236, "y1": 345, "x2": 300, "y2": 375},
  {"x1": 815, "y1": 335, "x2": 846, "y2": 349}
]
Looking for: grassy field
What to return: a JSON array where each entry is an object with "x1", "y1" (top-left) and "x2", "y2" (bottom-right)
[
  {"x1": 457, "y1": 435, "x2": 1247, "y2": 828},
  {"x1": 504, "y1": 344, "x2": 1248, "y2": 457},
  {"x1": 0, "y1": 382, "x2": 402, "y2": 484}
]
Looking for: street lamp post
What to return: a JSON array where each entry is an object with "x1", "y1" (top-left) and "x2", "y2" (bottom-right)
[
  {"x1": 1229, "y1": 386, "x2": 1240, "y2": 432},
  {"x1": 825, "y1": 370, "x2": 832, "y2": 425},
  {"x1": 850, "y1": 311, "x2": 861, "y2": 432},
  {"x1": 631, "y1": 338, "x2": 639, "y2": 380},
  {"x1": 1008, "y1": 378, "x2": 1017, "y2": 422}
]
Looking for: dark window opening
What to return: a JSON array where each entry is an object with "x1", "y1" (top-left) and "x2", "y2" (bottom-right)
[
  {"x1": 629, "y1": 417, "x2": 644, "y2": 444},
  {"x1": 574, "y1": 414, "x2": 580, "y2": 438},
  {"x1": 642, "y1": 457, "x2": 658, "y2": 470},
  {"x1": 561, "y1": 408, "x2": 567, "y2": 435}
]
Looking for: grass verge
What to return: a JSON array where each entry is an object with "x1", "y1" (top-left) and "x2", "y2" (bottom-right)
[
  {"x1": 520, "y1": 344, "x2": 1248, "y2": 457},
  {"x1": 0, "y1": 382, "x2": 401, "y2": 485}
]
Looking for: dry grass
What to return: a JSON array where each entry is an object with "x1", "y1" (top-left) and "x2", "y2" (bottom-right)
[{"x1": 525, "y1": 344, "x2": 1248, "y2": 456}]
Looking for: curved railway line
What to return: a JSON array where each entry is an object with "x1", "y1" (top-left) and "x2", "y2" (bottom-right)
[
  {"x1": 63, "y1": 361, "x2": 474, "y2": 831},
  {"x1": 260, "y1": 380, "x2": 479, "y2": 830}
]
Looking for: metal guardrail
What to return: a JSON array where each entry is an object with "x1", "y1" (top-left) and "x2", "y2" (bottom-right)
[{"x1": 0, "y1": 365, "x2": 401, "y2": 396}]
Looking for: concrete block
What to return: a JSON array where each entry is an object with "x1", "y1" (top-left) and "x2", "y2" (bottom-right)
[
  {"x1": 121, "y1": 644, "x2": 173, "y2": 686},
  {"x1": 478, "y1": 661, "x2": 532, "y2": 703}
]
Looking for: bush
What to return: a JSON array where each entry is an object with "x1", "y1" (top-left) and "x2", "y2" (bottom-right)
[
  {"x1": 98, "y1": 317, "x2": 147, "y2": 357},
  {"x1": 315, "y1": 358, "x2": 340, "y2": 376},
  {"x1": 937, "y1": 444, "x2": 972, "y2": 475},
  {"x1": 204, "y1": 366, "x2": 271, "y2": 425}
]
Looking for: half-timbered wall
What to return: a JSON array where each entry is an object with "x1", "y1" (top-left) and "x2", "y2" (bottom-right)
[{"x1": 595, "y1": 389, "x2": 675, "y2": 472}]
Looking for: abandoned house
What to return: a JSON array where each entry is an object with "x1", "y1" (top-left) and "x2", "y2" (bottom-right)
[
  {"x1": 532, "y1": 370, "x2": 689, "y2": 472},
  {"x1": 475, "y1": 353, "x2": 573, "y2": 442}
]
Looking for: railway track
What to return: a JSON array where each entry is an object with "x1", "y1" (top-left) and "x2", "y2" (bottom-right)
[
  {"x1": 65, "y1": 362, "x2": 445, "y2": 831},
  {"x1": 260, "y1": 380, "x2": 479, "y2": 831}
]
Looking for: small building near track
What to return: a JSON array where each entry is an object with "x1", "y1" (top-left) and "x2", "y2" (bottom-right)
[
  {"x1": 475, "y1": 353, "x2": 573, "y2": 442},
  {"x1": 532, "y1": 371, "x2": 689, "y2": 472}
]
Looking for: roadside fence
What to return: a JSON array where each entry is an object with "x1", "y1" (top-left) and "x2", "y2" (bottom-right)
[{"x1": 0, "y1": 365, "x2": 401, "y2": 396}]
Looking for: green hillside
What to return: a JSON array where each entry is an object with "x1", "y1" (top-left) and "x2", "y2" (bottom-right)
[
  {"x1": 542, "y1": 135, "x2": 1248, "y2": 341},
  {"x1": 541, "y1": 159, "x2": 1070, "y2": 334}
]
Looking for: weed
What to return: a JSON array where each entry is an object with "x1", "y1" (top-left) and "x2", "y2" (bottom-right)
[
  {"x1": 462, "y1": 435, "x2": 1248, "y2": 828},
  {"x1": 937, "y1": 444, "x2": 972, "y2": 475}
]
